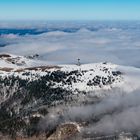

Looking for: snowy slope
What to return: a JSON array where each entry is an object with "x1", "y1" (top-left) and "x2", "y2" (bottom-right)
[
  {"x1": 0, "y1": 55, "x2": 122, "y2": 92},
  {"x1": 0, "y1": 53, "x2": 48, "y2": 68},
  {"x1": 0, "y1": 53, "x2": 140, "y2": 94}
]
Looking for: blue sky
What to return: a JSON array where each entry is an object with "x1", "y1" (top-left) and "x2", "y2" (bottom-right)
[{"x1": 0, "y1": 0, "x2": 140, "y2": 20}]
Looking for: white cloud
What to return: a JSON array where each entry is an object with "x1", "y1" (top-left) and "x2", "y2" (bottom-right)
[{"x1": 0, "y1": 21, "x2": 140, "y2": 66}]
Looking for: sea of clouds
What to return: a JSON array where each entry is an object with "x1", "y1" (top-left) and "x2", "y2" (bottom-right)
[{"x1": 0, "y1": 21, "x2": 140, "y2": 67}]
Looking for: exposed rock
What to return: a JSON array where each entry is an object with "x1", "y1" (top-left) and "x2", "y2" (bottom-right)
[{"x1": 48, "y1": 123, "x2": 80, "y2": 140}]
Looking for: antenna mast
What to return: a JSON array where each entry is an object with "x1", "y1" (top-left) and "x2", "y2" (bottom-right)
[{"x1": 77, "y1": 58, "x2": 81, "y2": 66}]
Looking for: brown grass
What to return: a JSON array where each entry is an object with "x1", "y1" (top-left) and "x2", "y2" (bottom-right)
[
  {"x1": 0, "y1": 68, "x2": 13, "y2": 72},
  {"x1": 15, "y1": 66, "x2": 61, "y2": 72},
  {"x1": 0, "y1": 65, "x2": 60, "y2": 73},
  {"x1": 25, "y1": 66, "x2": 61, "y2": 71},
  {"x1": 0, "y1": 54, "x2": 11, "y2": 58}
]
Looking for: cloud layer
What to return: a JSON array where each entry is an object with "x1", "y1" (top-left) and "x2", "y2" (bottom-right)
[
  {"x1": 0, "y1": 21, "x2": 140, "y2": 67},
  {"x1": 38, "y1": 88, "x2": 140, "y2": 136}
]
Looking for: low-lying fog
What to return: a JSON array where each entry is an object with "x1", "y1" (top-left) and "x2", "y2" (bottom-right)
[
  {"x1": 0, "y1": 21, "x2": 140, "y2": 67},
  {"x1": 38, "y1": 88, "x2": 140, "y2": 136}
]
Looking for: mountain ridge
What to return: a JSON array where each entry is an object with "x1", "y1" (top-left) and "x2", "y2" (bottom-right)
[{"x1": 0, "y1": 53, "x2": 140, "y2": 139}]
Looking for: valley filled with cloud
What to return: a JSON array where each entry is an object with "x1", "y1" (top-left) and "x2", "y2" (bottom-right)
[{"x1": 1, "y1": 21, "x2": 140, "y2": 67}]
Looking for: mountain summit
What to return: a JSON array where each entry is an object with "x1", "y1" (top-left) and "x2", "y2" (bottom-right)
[{"x1": 0, "y1": 54, "x2": 140, "y2": 139}]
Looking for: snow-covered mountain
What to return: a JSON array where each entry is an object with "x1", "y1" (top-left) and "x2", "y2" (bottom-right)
[
  {"x1": 0, "y1": 53, "x2": 139, "y2": 94},
  {"x1": 0, "y1": 53, "x2": 48, "y2": 68},
  {"x1": 0, "y1": 53, "x2": 140, "y2": 139},
  {"x1": 0, "y1": 53, "x2": 124, "y2": 100}
]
